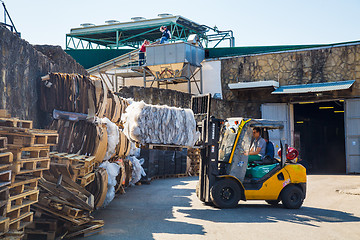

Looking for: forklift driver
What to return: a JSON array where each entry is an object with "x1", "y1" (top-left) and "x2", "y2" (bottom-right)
[{"x1": 245, "y1": 127, "x2": 266, "y2": 162}]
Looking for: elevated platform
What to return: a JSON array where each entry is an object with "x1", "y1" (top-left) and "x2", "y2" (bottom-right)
[{"x1": 66, "y1": 15, "x2": 207, "y2": 50}]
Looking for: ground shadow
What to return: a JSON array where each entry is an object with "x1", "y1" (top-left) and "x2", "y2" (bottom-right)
[
  {"x1": 179, "y1": 203, "x2": 360, "y2": 227},
  {"x1": 88, "y1": 178, "x2": 204, "y2": 240}
]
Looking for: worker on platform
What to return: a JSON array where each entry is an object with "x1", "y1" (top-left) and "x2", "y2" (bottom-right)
[
  {"x1": 139, "y1": 40, "x2": 150, "y2": 66},
  {"x1": 160, "y1": 26, "x2": 171, "y2": 44},
  {"x1": 245, "y1": 127, "x2": 266, "y2": 162}
]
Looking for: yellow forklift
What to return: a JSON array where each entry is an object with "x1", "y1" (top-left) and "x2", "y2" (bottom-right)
[{"x1": 192, "y1": 95, "x2": 306, "y2": 209}]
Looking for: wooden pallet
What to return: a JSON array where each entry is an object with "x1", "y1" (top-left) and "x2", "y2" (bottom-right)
[
  {"x1": 9, "y1": 211, "x2": 33, "y2": 230},
  {"x1": 11, "y1": 171, "x2": 43, "y2": 184},
  {"x1": 0, "y1": 118, "x2": 33, "y2": 129},
  {"x1": 9, "y1": 178, "x2": 38, "y2": 198},
  {"x1": 6, "y1": 204, "x2": 31, "y2": 222},
  {"x1": 73, "y1": 164, "x2": 94, "y2": 177},
  {"x1": 2, "y1": 131, "x2": 57, "y2": 148},
  {"x1": 42, "y1": 198, "x2": 87, "y2": 219},
  {"x1": 33, "y1": 204, "x2": 91, "y2": 226},
  {"x1": 12, "y1": 158, "x2": 50, "y2": 176},
  {"x1": 50, "y1": 153, "x2": 95, "y2": 167},
  {"x1": 62, "y1": 205, "x2": 86, "y2": 219},
  {"x1": 0, "y1": 216, "x2": 10, "y2": 236},
  {"x1": 77, "y1": 172, "x2": 95, "y2": 187},
  {"x1": 9, "y1": 146, "x2": 50, "y2": 161},
  {"x1": 7, "y1": 189, "x2": 39, "y2": 214},
  {"x1": 64, "y1": 220, "x2": 104, "y2": 239}
]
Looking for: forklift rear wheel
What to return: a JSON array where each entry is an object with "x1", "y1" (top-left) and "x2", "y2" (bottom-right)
[
  {"x1": 210, "y1": 179, "x2": 241, "y2": 208},
  {"x1": 281, "y1": 185, "x2": 304, "y2": 209},
  {"x1": 265, "y1": 200, "x2": 280, "y2": 206}
]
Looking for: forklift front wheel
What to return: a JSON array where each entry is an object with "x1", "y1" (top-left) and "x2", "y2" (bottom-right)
[
  {"x1": 281, "y1": 185, "x2": 304, "y2": 209},
  {"x1": 210, "y1": 179, "x2": 241, "y2": 208}
]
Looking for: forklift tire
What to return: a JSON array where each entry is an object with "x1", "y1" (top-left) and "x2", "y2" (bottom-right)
[
  {"x1": 265, "y1": 200, "x2": 280, "y2": 206},
  {"x1": 281, "y1": 185, "x2": 304, "y2": 209},
  {"x1": 210, "y1": 178, "x2": 241, "y2": 208}
]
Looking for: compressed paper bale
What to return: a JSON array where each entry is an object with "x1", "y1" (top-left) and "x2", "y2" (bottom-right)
[{"x1": 122, "y1": 101, "x2": 199, "y2": 147}]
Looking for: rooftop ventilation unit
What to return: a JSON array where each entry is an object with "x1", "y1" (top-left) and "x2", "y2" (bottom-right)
[
  {"x1": 80, "y1": 23, "x2": 95, "y2": 28},
  {"x1": 158, "y1": 13, "x2": 173, "y2": 18},
  {"x1": 131, "y1": 17, "x2": 146, "y2": 21},
  {"x1": 105, "y1": 20, "x2": 120, "y2": 24}
]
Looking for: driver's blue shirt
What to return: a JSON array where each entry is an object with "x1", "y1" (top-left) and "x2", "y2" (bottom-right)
[{"x1": 251, "y1": 137, "x2": 266, "y2": 157}]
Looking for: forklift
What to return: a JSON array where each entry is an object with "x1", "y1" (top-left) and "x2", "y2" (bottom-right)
[{"x1": 191, "y1": 94, "x2": 306, "y2": 209}]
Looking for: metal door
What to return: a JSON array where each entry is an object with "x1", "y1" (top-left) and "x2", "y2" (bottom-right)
[
  {"x1": 261, "y1": 103, "x2": 293, "y2": 152},
  {"x1": 345, "y1": 99, "x2": 360, "y2": 173}
]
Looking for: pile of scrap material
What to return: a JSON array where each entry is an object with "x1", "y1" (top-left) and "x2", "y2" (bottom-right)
[
  {"x1": 40, "y1": 73, "x2": 129, "y2": 123},
  {"x1": 40, "y1": 73, "x2": 131, "y2": 163},
  {"x1": 0, "y1": 110, "x2": 58, "y2": 240},
  {"x1": 122, "y1": 101, "x2": 199, "y2": 147},
  {"x1": 39, "y1": 73, "x2": 142, "y2": 205},
  {"x1": 28, "y1": 170, "x2": 104, "y2": 239}
]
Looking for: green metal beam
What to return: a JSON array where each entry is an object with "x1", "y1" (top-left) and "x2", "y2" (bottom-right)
[{"x1": 117, "y1": 26, "x2": 160, "y2": 44}]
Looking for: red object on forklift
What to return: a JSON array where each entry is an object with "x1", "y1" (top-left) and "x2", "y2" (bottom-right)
[{"x1": 277, "y1": 147, "x2": 299, "y2": 160}]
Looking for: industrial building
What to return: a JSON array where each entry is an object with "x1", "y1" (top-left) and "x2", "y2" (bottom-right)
[{"x1": 66, "y1": 15, "x2": 360, "y2": 175}]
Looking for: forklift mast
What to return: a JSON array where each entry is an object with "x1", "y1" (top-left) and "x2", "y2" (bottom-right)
[{"x1": 191, "y1": 94, "x2": 222, "y2": 203}]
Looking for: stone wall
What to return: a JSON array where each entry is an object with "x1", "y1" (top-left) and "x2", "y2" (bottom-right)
[
  {"x1": 221, "y1": 44, "x2": 360, "y2": 104},
  {"x1": 0, "y1": 26, "x2": 87, "y2": 127},
  {"x1": 116, "y1": 86, "x2": 249, "y2": 119}
]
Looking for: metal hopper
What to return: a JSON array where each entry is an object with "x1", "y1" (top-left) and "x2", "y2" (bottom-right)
[{"x1": 145, "y1": 42, "x2": 205, "y2": 93}]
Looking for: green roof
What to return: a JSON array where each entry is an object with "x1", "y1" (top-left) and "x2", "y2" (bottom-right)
[
  {"x1": 205, "y1": 40, "x2": 360, "y2": 59},
  {"x1": 66, "y1": 40, "x2": 360, "y2": 70},
  {"x1": 65, "y1": 49, "x2": 133, "y2": 69}
]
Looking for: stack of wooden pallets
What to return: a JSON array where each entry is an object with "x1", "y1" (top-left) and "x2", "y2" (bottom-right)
[
  {"x1": 29, "y1": 173, "x2": 104, "y2": 239},
  {"x1": 187, "y1": 148, "x2": 201, "y2": 176},
  {"x1": 0, "y1": 110, "x2": 58, "y2": 239},
  {"x1": 0, "y1": 140, "x2": 12, "y2": 239},
  {"x1": 49, "y1": 153, "x2": 96, "y2": 187}
]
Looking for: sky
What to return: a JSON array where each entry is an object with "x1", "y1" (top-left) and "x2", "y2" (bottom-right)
[{"x1": 2, "y1": 0, "x2": 360, "y2": 49}]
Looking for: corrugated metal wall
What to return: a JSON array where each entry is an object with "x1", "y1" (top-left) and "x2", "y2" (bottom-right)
[
  {"x1": 345, "y1": 99, "x2": 360, "y2": 173},
  {"x1": 261, "y1": 103, "x2": 293, "y2": 152}
]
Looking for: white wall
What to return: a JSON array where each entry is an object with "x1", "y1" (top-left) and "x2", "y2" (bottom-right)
[{"x1": 199, "y1": 60, "x2": 222, "y2": 98}]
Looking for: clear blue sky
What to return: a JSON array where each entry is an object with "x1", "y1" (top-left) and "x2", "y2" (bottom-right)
[{"x1": 3, "y1": 0, "x2": 360, "y2": 48}]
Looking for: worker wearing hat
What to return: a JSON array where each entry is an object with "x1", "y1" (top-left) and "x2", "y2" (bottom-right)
[{"x1": 160, "y1": 26, "x2": 171, "y2": 44}]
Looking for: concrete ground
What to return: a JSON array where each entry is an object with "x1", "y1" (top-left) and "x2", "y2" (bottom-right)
[{"x1": 90, "y1": 175, "x2": 360, "y2": 240}]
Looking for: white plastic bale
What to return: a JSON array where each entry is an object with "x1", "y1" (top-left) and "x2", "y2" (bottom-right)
[
  {"x1": 128, "y1": 156, "x2": 146, "y2": 185},
  {"x1": 122, "y1": 101, "x2": 199, "y2": 147},
  {"x1": 96, "y1": 117, "x2": 120, "y2": 161},
  {"x1": 129, "y1": 142, "x2": 141, "y2": 157},
  {"x1": 99, "y1": 161, "x2": 120, "y2": 207}
]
